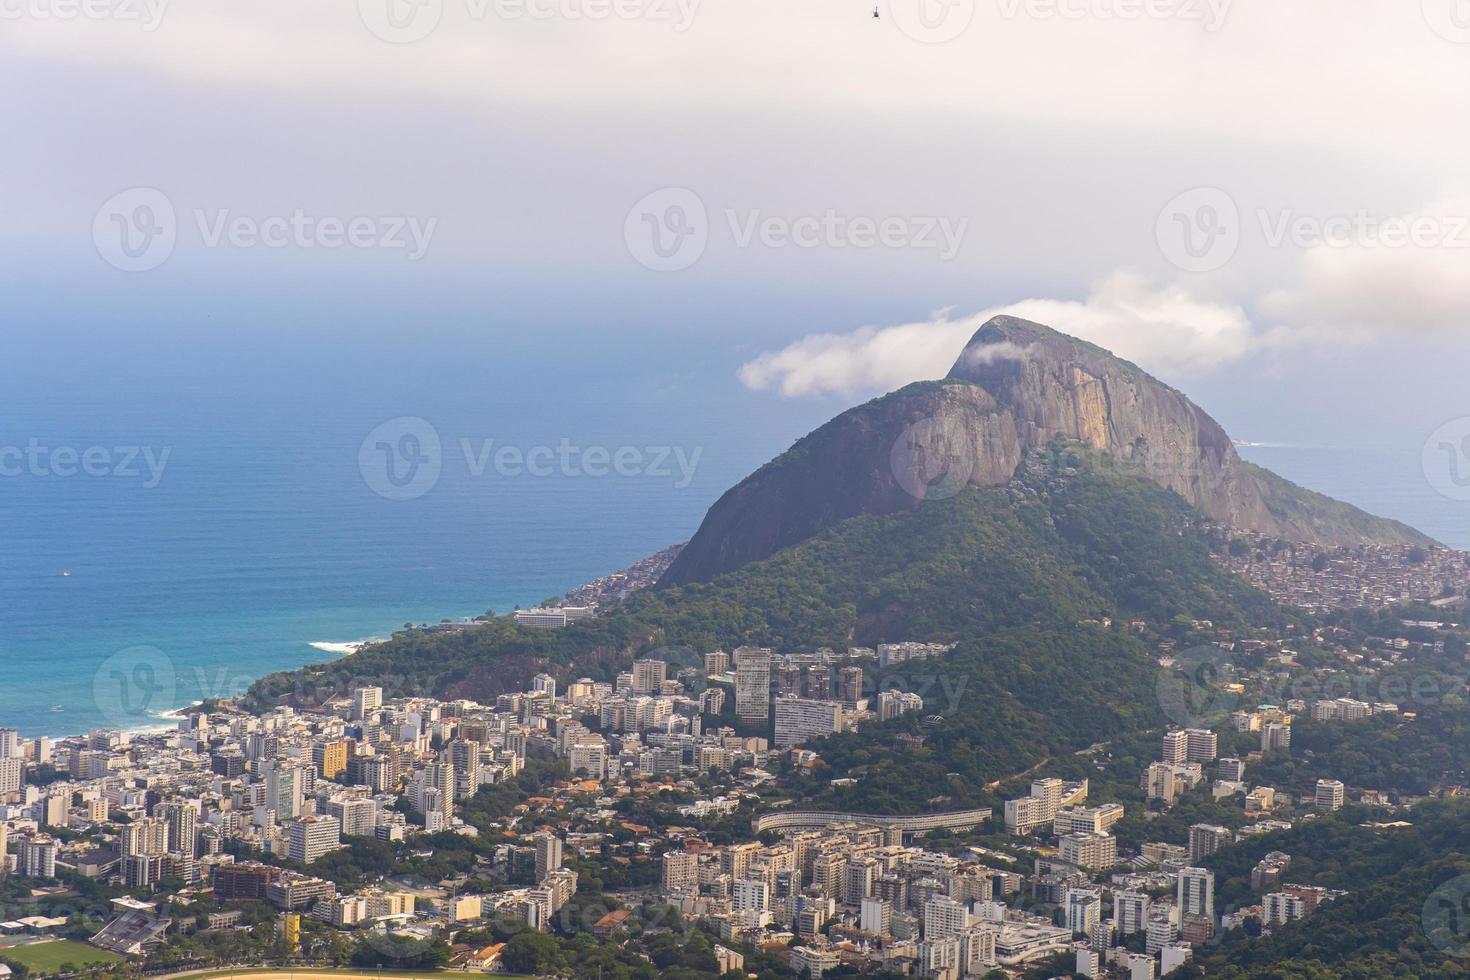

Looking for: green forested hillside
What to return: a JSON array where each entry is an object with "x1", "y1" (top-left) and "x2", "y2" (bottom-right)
[
  {"x1": 1193, "y1": 799, "x2": 1470, "y2": 979},
  {"x1": 248, "y1": 445, "x2": 1277, "y2": 799}
]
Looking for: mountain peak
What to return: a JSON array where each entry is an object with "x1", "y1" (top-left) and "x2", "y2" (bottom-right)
[{"x1": 659, "y1": 319, "x2": 1435, "y2": 586}]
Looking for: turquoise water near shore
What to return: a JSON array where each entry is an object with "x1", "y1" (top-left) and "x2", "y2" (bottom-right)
[
  {"x1": 2, "y1": 390, "x2": 1465, "y2": 740},
  {"x1": 0, "y1": 389, "x2": 832, "y2": 738}
]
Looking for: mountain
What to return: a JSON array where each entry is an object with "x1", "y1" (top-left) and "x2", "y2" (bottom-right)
[
  {"x1": 250, "y1": 442, "x2": 1284, "y2": 797},
  {"x1": 661, "y1": 315, "x2": 1434, "y2": 586}
]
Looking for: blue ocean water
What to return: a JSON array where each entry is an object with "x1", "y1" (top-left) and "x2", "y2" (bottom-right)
[
  {"x1": 0, "y1": 389, "x2": 833, "y2": 739},
  {"x1": 3, "y1": 390, "x2": 1465, "y2": 741}
]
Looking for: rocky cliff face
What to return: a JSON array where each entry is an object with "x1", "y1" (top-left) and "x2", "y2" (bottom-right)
[{"x1": 659, "y1": 316, "x2": 1434, "y2": 586}]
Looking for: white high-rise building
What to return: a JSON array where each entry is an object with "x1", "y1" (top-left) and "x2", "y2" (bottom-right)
[
  {"x1": 352, "y1": 686, "x2": 383, "y2": 720},
  {"x1": 1178, "y1": 867, "x2": 1215, "y2": 923},
  {"x1": 860, "y1": 897, "x2": 892, "y2": 936},
  {"x1": 531, "y1": 673, "x2": 557, "y2": 698},
  {"x1": 773, "y1": 696, "x2": 844, "y2": 747},
  {"x1": 534, "y1": 832, "x2": 563, "y2": 881},
  {"x1": 1065, "y1": 887, "x2": 1102, "y2": 935},
  {"x1": 733, "y1": 878, "x2": 770, "y2": 912},
  {"x1": 734, "y1": 647, "x2": 772, "y2": 724},
  {"x1": 923, "y1": 897, "x2": 969, "y2": 940},
  {"x1": 1315, "y1": 779, "x2": 1345, "y2": 811},
  {"x1": 1113, "y1": 890, "x2": 1148, "y2": 935},
  {"x1": 288, "y1": 815, "x2": 343, "y2": 864}
]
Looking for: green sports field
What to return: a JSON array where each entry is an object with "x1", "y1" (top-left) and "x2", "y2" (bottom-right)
[{"x1": 0, "y1": 939, "x2": 127, "y2": 974}]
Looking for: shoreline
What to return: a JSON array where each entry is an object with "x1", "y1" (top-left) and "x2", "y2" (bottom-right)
[
  {"x1": 25, "y1": 637, "x2": 381, "y2": 746},
  {"x1": 9, "y1": 546, "x2": 683, "y2": 747}
]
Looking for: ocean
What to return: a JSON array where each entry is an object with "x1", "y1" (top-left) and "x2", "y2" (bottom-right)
[
  {"x1": 2, "y1": 392, "x2": 1465, "y2": 740},
  {"x1": 0, "y1": 388, "x2": 833, "y2": 739}
]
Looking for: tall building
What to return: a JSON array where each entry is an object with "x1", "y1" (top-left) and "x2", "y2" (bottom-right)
[
  {"x1": 264, "y1": 761, "x2": 307, "y2": 821},
  {"x1": 1113, "y1": 890, "x2": 1148, "y2": 935},
  {"x1": 923, "y1": 897, "x2": 969, "y2": 940},
  {"x1": 1161, "y1": 730, "x2": 1189, "y2": 764},
  {"x1": 1065, "y1": 888, "x2": 1102, "y2": 935},
  {"x1": 632, "y1": 659, "x2": 668, "y2": 694},
  {"x1": 1178, "y1": 867, "x2": 1215, "y2": 922},
  {"x1": 155, "y1": 802, "x2": 198, "y2": 857},
  {"x1": 288, "y1": 816, "x2": 343, "y2": 865},
  {"x1": 860, "y1": 897, "x2": 892, "y2": 936},
  {"x1": 1263, "y1": 891, "x2": 1307, "y2": 925},
  {"x1": 534, "y1": 832, "x2": 563, "y2": 881},
  {"x1": 122, "y1": 817, "x2": 169, "y2": 858},
  {"x1": 773, "y1": 696, "x2": 844, "y2": 748},
  {"x1": 1315, "y1": 779, "x2": 1345, "y2": 811},
  {"x1": 1188, "y1": 823, "x2": 1232, "y2": 863},
  {"x1": 18, "y1": 835, "x2": 57, "y2": 878},
  {"x1": 876, "y1": 690, "x2": 924, "y2": 720},
  {"x1": 1059, "y1": 832, "x2": 1118, "y2": 870},
  {"x1": 1261, "y1": 721, "x2": 1292, "y2": 753},
  {"x1": 328, "y1": 796, "x2": 378, "y2": 837},
  {"x1": 662, "y1": 850, "x2": 698, "y2": 893},
  {"x1": 1217, "y1": 757, "x2": 1245, "y2": 781},
  {"x1": 449, "y1": 740, "x2": 482, "y2": 798},
  {"x1": 312, "y1": 740, "x2": 349, "y2": 781},
  {"x1": 836, "y1": 666, "x2": 863, "y2": 708},
  {"x1": 352, "y1": 686, "x2": 383, "y2": 721},
  {"x1": 704, "y1": 650, "x2": 730, "y2": 675},
  {"x1": 531, "y1": 673, "x2": 557, "y2": 698},
  {"x1": 0, "y1": 757, "x2": 23, "y2": 795},
  {"x1": 734, "y1": 646, "x2": 773, "y2": 724},
  {"x1": 424, "y1": 762, "x2": 455, "y2": 822}
]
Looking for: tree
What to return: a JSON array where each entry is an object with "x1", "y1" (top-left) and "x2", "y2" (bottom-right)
[{"x1": 502, "y1": 930, "x2": 565, "y2": 975}]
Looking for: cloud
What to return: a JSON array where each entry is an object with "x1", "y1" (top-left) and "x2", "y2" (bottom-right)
[
  {"x1": 1259, "y1": 193, "x2": 1470, "y2": 339},
  {"x1": 737, "y1": 271, "x2": 1255, "y2": 397}
]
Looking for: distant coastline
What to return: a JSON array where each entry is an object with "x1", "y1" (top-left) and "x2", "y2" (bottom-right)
[{"x1": 19, "y1": 547, "x2": 684, "y2": 747}]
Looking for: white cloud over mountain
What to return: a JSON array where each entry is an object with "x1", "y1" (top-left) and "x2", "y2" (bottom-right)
[{"x1": 738, "y1": 272, "x2": 1254, "y2": 396}]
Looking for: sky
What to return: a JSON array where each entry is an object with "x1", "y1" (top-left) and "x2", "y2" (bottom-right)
[{"x1": 3, "y1": 0, "x2": 1470, "y2": 449}]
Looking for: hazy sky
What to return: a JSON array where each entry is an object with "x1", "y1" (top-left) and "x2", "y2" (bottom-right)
[{"x1": 4, "y1": 0, "x2": 1470, "y2": 447}]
